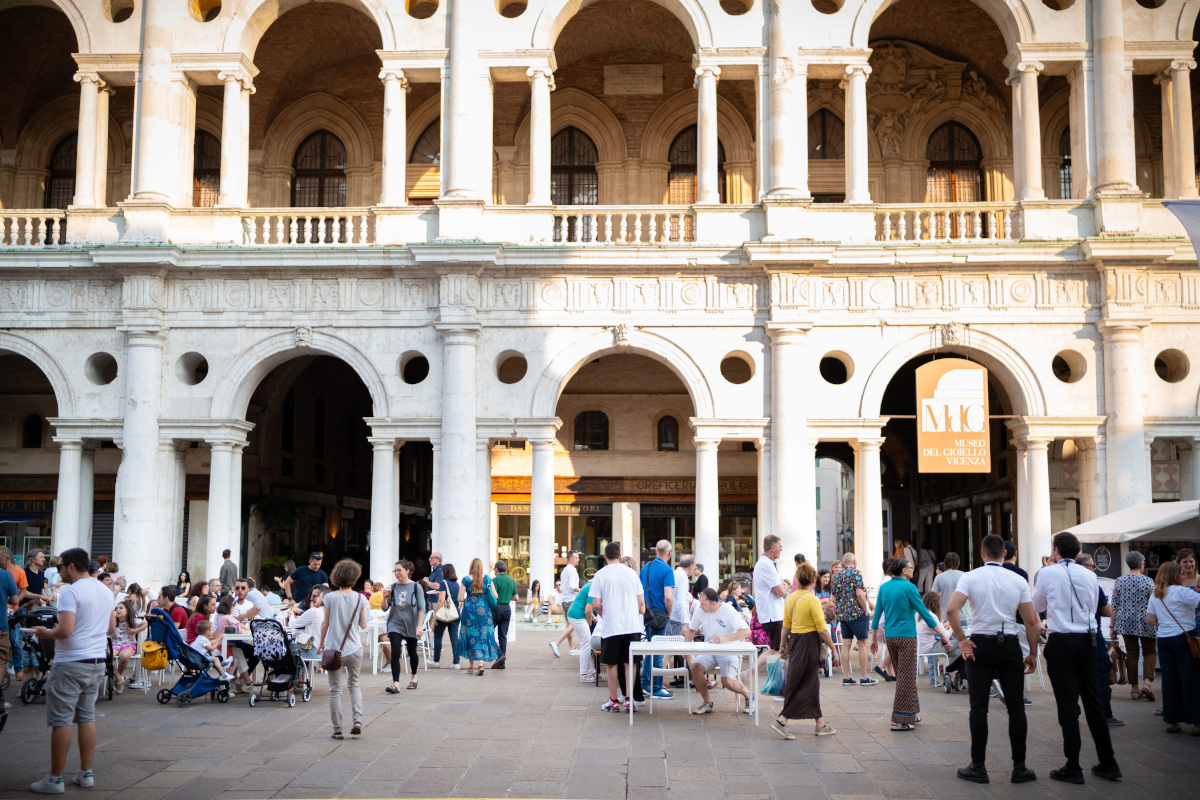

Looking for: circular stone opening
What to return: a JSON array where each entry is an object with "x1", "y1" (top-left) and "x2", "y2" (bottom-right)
[
  {"x1": 189, "y1": 0, "x2": 222, "y2": 22},
  {"x1": 1154, "y1": 349, "x2": 1189, "y2": 383},
  {"x1": 407, "y1": 0, "x2": 439, "y2": 19},
  {"x1": 85, "y1": 352, "x2": 119, "y2": 385},
  {"x1": 1051, "y1": 350, "x2": 1087, "y2": 384},
  {"x1": 400, "y1": 351, "x2": 430, "y2": 385},
  {"x1": 720, "y1": 353, "x2": 754, "y2": 385},
  {"x1": 104, "y1": 0, "x2": 136, "y2": 23},
  {"x1": 720, "y1": 0, "x2": 753, "y2": 14},
  {"x1": 176, "y1": 352, "x2": 210, "y2": 385},
  {"x1": 819, "y1": 351, "x2": 854, "y2": 384},
  {"x1": 1041, "y1": 0, "x2": 1076, "y2": 9},
  {"x1": 496, "y1": 0, "x2": 527, "y2": 17},
  {"x1": 1134, "y1": 0, "x2": 1167, "y2": 8},
  {"x1": 496, "y1": 352, "x2": 528, "y2": 384},
  {"x1": 811, "y1": 0, "x2": 843, "y2": 14}
]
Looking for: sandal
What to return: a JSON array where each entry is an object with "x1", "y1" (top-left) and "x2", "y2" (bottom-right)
[
  {"x1": 331, "y1": 732, "x2": 344, "y2": 740},
  {"x1": 1141, "y1": 685, "x2": 1156, "y2": 702},
  {"x1": 408, "y1": 680, "x2": 418, "y2": 690},
  {"x1": 1130, "y1": 689, "x2": 1143, "y2": 700},
  {"x1": 1166, "y1": 724, "x2": 1181, "y2": 733},
  {"x1": 385, "y1": 685, "x2": 399, "y2": 694},
  {"x1": 476, "y1": 667, "x2": 485, "y2": 676},
  {"x1": 350, "y1": 724, "x2": 362, "y2": 736}
]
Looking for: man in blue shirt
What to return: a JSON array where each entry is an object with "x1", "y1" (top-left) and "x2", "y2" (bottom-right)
[
  {"x1": 0, "y1": 564, "x2": 20, "y2": 678},
  {"x1": 640, "y1": 540, "x2": 676, "y2": 699},
  {"x1": 421, "y1": 551, "x2": 444, "y2": 606}
]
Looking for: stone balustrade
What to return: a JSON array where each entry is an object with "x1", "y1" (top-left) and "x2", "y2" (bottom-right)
[
  {"x1": 875, "y1": 203, "x2": 1021, "y2": 243},
  {"x1": 1, "y1": 212, "x2": 67, "y2": 247},
  {"x1": 240, "y1": 208, "x2": 375, "y2": 246},
  {"x1": 551, "y1": 206, "x2": 696, "y2": 245}
]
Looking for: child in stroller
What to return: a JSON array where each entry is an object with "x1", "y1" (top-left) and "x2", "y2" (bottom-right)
[
  {"x1": 147, "y1": 608, "x2": 232, "y2": 708},
  {"x1": 246, "y1": 618, "x2": 312, "y2": 708},
  {"x1": 188, "y1": 621, "x2": 237, "y2": 682}
]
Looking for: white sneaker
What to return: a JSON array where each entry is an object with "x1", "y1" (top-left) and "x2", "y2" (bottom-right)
[
  {"x1": 569, "y1": 649, "x2": 580, "y2": 656},
  {"x1": 221, "y1": 656, "x2": 234, "y2": 670},
  {"x1": 429, "y1": 662, "x2": 440, "y2": 669},
  {"x1": 549, "y1": 642, "x2": 561, "y2": 658},
  {"x1": 220, "y1": 672, "x2": 236, "y2": 682},
  {"x1": 72, "y1": 771, "x2": 94, "y2": 788},
  {"x1": 743, "y1": 699, "x2": 756, "y2": 715},
  {"x1": 31, "y1": 775, "x2": 65, "y2": 794},
  {"x1": 451, "y1": 663, "x2": 461, "y2": 670},
  {"x1": 692, "y1": 702, "x2": 714, "y2": 715}
]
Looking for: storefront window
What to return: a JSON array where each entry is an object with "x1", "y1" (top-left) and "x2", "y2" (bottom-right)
[
  {"x1": 719, "y1": 504, "x2": 756, "y2": 581},
  {"x1": 496, "y1": 503, "x2": 612, "y2": 585},
  {"x1": 0, "y1": 500, "x2": 54, "y2": 566},
  {"x1": 641, "y1": 503, "x2": 756, "y2": 582}
]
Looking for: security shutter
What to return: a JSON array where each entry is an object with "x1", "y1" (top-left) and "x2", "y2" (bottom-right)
[{"x1": 91, "y1": 499, "x2": 114, "y2": 559}]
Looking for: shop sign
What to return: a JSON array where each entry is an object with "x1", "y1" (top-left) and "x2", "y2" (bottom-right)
[
  {"x1": 496, "y1": 503, "x2": 613, "y2": 516},
  {"x1": 915, "y1": 358, "x2": 990, "y2": 473},
  {"x1": 0, "y1": 499, "x2": 53, "y2": 515}
]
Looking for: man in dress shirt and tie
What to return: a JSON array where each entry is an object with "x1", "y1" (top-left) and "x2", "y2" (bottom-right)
[
  {"x1": 1032, "y1": 532, "x2": 1122, "y2": 784},
  {"x1": 946, "y1": 534, "x2": 1040, "y2": 785}
]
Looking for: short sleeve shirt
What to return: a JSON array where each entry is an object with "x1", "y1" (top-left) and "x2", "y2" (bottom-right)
[
  {"x1": 752, "y1": 556, "x2": 785, "y2": 623},
  {"x1": 589, "y1": 564, "x2": 644, "y2": 637},
  {"x1": 288, "y1": 567, "x2": 329, "y2": 605},
  {"x1": 685, "y1": 601, "x2": 749, "y2": 641},
  {"x1": 640, "y1": 558, "x2": 675, "y2": 614},
  {"x1": 953, "y1": 563, "x2": 1030, "y2": 635},
  {"x1": 169, "y1": 604, "x2": 190, "y2": 628},
  {"x1": 55, "y1": 577, "x2": 113, "y2": 661},
  {"x1": 831, "y1": 566, "x2": 867, "y2": 621},
  {"x1": 0, "y1": 569, "x2": 18, "y2": 631},
  {"x1": 1110, "y1": 573, "x2": 1156, "y2": 638},
  {"x1": 559, "y1": 564, "x2": 580, "y2": 604}
]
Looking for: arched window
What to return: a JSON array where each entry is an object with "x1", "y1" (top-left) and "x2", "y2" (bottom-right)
[
  {"x1": 657, "y1": 416, "x2": 679, "y2": 452},
  {"x1": 193, "y1": 130, "x2": 221, "y2": 207},
  {"x1": 291, "y1": 130, "x2": 347, "y2": 207},
  {"x1": 925, "y1": 122, "x2": 984, "y2": 203},
  {"x1": 44, "y1": 134, "x2": 77, "y2": 208},
  {"x1": 573, "y1": 411, "x2": 609, "y2": 451},
  {"x1": 808, "y1": 109, "x2": 845, "y2": 160},
  {"x1": 668, "y1": 125, "x2": 725, "y2": 204},
  {"x1": 551, "y1": 127, "x2": 598, "y2": 205},
  {"x1": 408, "y1": 120, "x2": 441, "y2": 204},
  {"x1": 1058, "y1": 126, "x2": 1072, "y2": 200},
  {"x1": 21, "y1": 415, "x2": 43, "y2": 448}
]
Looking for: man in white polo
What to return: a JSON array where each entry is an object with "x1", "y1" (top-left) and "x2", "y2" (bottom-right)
[
  {"x1": 753, "y1": 535, "x2": 789, "y2": 671},
  {"x1": 29, "y1": 548, "x2": 115, "y2": 793},
  {"x1": 684, "y1": 587, "x2": 754, "y2": 716}
]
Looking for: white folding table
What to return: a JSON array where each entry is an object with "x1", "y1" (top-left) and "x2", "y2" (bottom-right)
[{"x1": 627, "y1": 640, "x2": 758, "y2": 726}]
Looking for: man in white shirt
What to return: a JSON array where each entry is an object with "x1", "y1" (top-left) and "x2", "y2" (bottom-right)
[
  {"x1": 946, "y1": 534, "x2": 1039, "y2": 786},
  {"x1": 228, "y1": 580, "x2": 261, "y2": 689},
  {"x1": 683, "y1": 587, "x2": 754, "y2": 716},
  {"x1": 1032, "y1": 531, "x2": 1120, "y2": 785},
  {"x1": 29, "y1": 548, "x2": 116, "y2": 794},
  {"x1": 752, "y1": 535, "x2": 789, "y2": 670},
  {"x1": 589, "y1": 543, "x2": 645, "y2": 712},
  {"x1": 549, "y1": 551, "x2": 582, "y2": 658}
]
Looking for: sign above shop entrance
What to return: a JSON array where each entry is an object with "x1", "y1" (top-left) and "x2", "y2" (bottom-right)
[
  {"x1": 496, "y1": 502, "x2": 613, "y2": 516},
  {"x1": 915, "y1": 358, "x2": 991, "y2": 473}
]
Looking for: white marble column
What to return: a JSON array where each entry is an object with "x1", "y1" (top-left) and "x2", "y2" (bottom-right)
[
  {"x1": 1025, "y1": 438, "x2": 1053, "y2": 574},
  {"x1": 52, "y1": 440, "x2": 83, "y2": 552},
  {"x1": 1165, "y1": 61, "x2": 1198, "y2": 198},
  {"x1": 158, "y1": 441, "x2": 186, "y2": 579},
  {"x1": 1076, "y1": 437, "x2": 1108, "y2": 522},
  {"x1": 694, "y1": 438, "x2": 720, "y2": 581},
  {"x1": 768, "y1": 325, "x2": 814, "y2": 562},
  {"x1": 435, "y1": 324, "x2": 479, "y2": 571},
  {"x1": 94, "y1": 84, "x2": 112, "y2": 205},
  {"x1": 478, "y1": 440, "x2": 494, "y2": 561},
  {"x1": 1179, "y1": 439, "x2": 1200, "y2": 501},
  {"x1": 443, "y1": 0, "x2": 482, "y2": 198},
  {"x1": 527, "y1": 67, "x2": 554, "y2": 205},
  {"x1": 205, "y1": 441, "x2": 234, "y2": 582},
  {"x1": 1066, "y1": 64, "x2": 1097, "y2": 199},
  {"x1": 130, "y1": 0, "x2": 176, "y2": 201},
  {"x1": 695, "y1": 65, "x2": 721, "y2": 205},
  {"x1": 1100, "y1": 321, "x2": 1149, "y2": 511},
  {"x1": 1014, "y1": 437, "x2": 1032, "y2": 568},
  {"x1": 369, "y1": 438, "x2": 398, "y2": 584},
  {"x1": 756, "y1": 439, "x2": 772, "y2": 547},
  {"x1": 843, "y1": 64, "x2": 871, "y2": 203},
  {"x1": 217, "y1": 71, "x2": 254, "y2": 207},
  {"x1": 1010, "y1": 61, "x2": 1044, "y2": 200},
  {"x1": 72, "y1": 73, "x2": 102, "y2": 207},
  {"x1": 765, "y1": 0, "x2": 806, "y2": 197},
  {"x1": 379, "y1": 69, "x2": 410, "y2": 206},
  {"x1": 529, "y1": 438, "x2": 556, "y2": 596},
  {"x1": 1093, "y1": 0, "x2": 1137, "y2": 191},
  {"x1": 113, "y1": 328, "x2": 166, "y2": 586},
  {"x1": 755, "y1": 62, "x2": 769, "y2": 201},
  {"x1": 1157, "y1": 70, "x2": 1178, "y2": 199},
  {"x1": 854, "y1": 438, "x2": 885, "y2": 596},
  {"x1": 78, "y1": 445, "x2": 94, "y2": 552}
]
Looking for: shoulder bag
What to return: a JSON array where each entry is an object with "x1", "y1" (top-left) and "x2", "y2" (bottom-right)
[
  {"x1": 1161, "y1": 599, "x2": 1200, "y2": 659},
  {"x1": 435, "y1": 579, "x2": 460, "y2": 623},
  {"x1": 320, "y1": 593, "x2": 362, "y2": 672}
]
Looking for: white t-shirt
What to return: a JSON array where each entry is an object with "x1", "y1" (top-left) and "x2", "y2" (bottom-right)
[
  {"x1": 753, "y1": 555, "x2": 785, "y2": 623},
  {"x1": 670, "y1": 566, "x2": 690, "y2": 624},
  {"x1": 588, "y1": 563, "x2": 644, "y2": 637},
  {"x1": 188, "y1": 636, "x2": 213, "y2": 657},
  {"x1": 1147, "y1": 585, "x2": 1200, "y2": 638},
  {"x1": 559, "y1": 564, "x2": 580, "y2": 604},
  {"x1": 55, "y1": 577, "x2": 113, "y2": 661},
  {"x1": 685, "y1": 601, "x2": 749, "y2": 642},
  {"x1": 232, "y1": 598, "x2": 254, "y2": 618}
]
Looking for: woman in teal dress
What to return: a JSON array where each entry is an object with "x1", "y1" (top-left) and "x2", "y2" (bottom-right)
[{"x1": 456, "y1": 558, "x2": 498, "y2": 675}]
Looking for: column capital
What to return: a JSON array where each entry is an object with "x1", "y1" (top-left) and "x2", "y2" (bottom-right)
[
  {"x1": 526, "y1": 66, "x2": 556, "y2": 91},
  {"x1": 1021, "y1": 436, "x2": 1053, "y2": 451},
  {"x1": 694, "y1": 65, "x2": 721, "y2": 88},
  {"x1": 1169, "y1": 59, "x2": 1197, "y2": 75},
  {"x1": 435, "y1": 322, "x2": 481, "y2": 344},
  {"x1": 852, "y1": 437, "x2": 886, "y2": 452},
  {"x1": 379, "y1": 68, "x2": 410, "y2": 91},
  {"x1": 765, "y1": 321, "x2": 812, "y2": 344},
  {"x1": 1096, "y1": 317, "x2": 1151, "y2": 339},
  {"x1": 119, "y1": 325, "x2": 166, "y2": 346},
  {"x1": 368, "y1": 436, "x2": 400, "y2": 450},
  {"x1": 843, "y1": 63, "x2": 872, "y2": 81},
  {"x1": 217, "y1": 70, "x2": 256, "y2": 94},
  {"x1": 529, "y1": 437, "x2": 557, "y2": 449},
  {"x1": 693, "y1": 437, "x2": 721, "y2": 450},
  {"x1": 74, "y1": 71, "x2": 107, "y2": 89},
  {"x1": 52, "y1": 438, "x2": 85, "y2": 450}
]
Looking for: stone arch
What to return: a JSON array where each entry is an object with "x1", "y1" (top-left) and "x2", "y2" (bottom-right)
[
  {"x1": 0, "y1": 330, "x2": 75, "y2": 418},
  {"x1": 512, "y1": 88, "x2": 628, "y2": 165},
  {"x1": 903, "y1": 101, "x2": 1010, "y2": 161},
  {"x1": 12, "y1": 94, "x2": 125, "y2": 207},
  {"x1": 531, "y1": 329, "x2": 715, "y2": 420},
  {"x1": 851, "y1": 0, "x2": 1034, "y2": 51},
  {"x1": 1179, "y1": 0, "x2": 1200, "y2": 39},
  {"x1": 260, "y1": 92, "x2": 375, "y2": 205},
  {"x1": 211, "y1": 329, "x2": 390, "y2": 421},
  {"x1": 858, "y1": 328, "x2": 1046, "y2": 418},
  {"x1": 0, "y1": 0, "x2": 90, "y2": 53},
  {"x1": 223, "y1": 0, "x2": 395, "y2": 57},
  {"x1": 1040, "y1": 84, "x2": 1072, "y2": 198},
  {"x1": 406, "y1": 93, "x2": 441, "y2": 161},
  {"x1": 642, "y1": 88, "x2": 755, "y2": 165},
  {"x1": 532, "y1": 0, "x2": 712, "y2": 50}
]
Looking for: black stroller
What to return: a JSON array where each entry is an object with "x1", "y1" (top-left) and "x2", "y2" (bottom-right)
[
  {"x1": 15, "y1": 606, "x2": 57, "y2": 705},
  {"x1": 247, "y1": 618, "x2": 311, "y2": 708}
]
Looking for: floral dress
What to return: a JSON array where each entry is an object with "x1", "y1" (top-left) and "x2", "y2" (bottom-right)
[
  {"x1": 456, "y1": 576, "x2": 498, "y2": 662},
  {"x1": 1110, "y1": 573, "x2": 1156, "y2": 639}
]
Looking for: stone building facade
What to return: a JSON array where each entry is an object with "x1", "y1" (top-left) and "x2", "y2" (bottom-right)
[{"x1": 0, "y1": 0, "x2": 1198, "y2": 594}]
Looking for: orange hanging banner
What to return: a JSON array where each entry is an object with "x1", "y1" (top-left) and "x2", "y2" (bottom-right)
[{"x1": 915, "y1": 358, "x2": 991, "y2": 473}]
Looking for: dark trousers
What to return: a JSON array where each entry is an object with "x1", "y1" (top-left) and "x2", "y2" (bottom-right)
[
  {"x1": 233, "y1": 641, "x2": 260, "y2": 675},
  {"x1": 1044, "y1": 633, "x2": 1117, "y2": 769},
  {"x1": 492, "y1": 604, "x2": 511, "y2": 660},
  {"x1": 387, "y1": 632, "x2": 418, "y2": 681},
  {"x1": 1094, "y1": 633, "x2": 1113, "y2": 719},
  {"x1": 964, "y1": 636, "x2": 1027, "y2": 766}
]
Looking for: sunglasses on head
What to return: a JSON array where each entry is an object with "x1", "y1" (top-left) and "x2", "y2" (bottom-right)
[{"x1": 1179, "y1": 549, "x2": 1195, "y2": 558}]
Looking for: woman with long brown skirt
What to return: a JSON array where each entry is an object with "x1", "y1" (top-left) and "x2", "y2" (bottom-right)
[{"x1": 772, "y1": 562, "x2": 839, "y2": 739}]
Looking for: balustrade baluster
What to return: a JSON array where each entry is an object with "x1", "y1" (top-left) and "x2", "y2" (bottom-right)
[
  {"x1": 603, "y1": 213, "x2": 612, "y2": 243},
  {"x1": 619, "y1": 214, "x2": 629, "y2": 244},
  {"x1": 897, "y1": 212, "x2": 908, "y2": 241},
  {"x1": 32, "y1": 217, "x2": 45, "y2": 247},
  {"x1": 972, "y1": 211, "x2": 982, "y2": 239},
  {"x1": 987, "y1": 211, "x2": 997, "y2": 239},
  {"x1": 955, "y1": 210, "x2": 966, "y2": 240},
  {"x1": 359, "y1": 215, "x2": 369, "y2": 244},
  {"x1": 633, "y1": 214, "x2": 643, "y2": 244},
  {"x1": 881, "y1": 212, "x2": 892, "y2": 242},
  {"x1": 648, "y1": 213, "x2": 658, "y2": 243},
  {"x1": 1003, "y1": 210, "x2": 1014, "y2": 240}
]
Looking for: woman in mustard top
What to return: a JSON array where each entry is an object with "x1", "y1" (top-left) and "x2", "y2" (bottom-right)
[{"x1": 772, "y1": 563, "x2": 839, "y2": 740}]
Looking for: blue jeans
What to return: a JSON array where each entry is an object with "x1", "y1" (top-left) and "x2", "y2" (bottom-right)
[
  {"x1": 433, "y1": 619, "x2": 460, "y2": 665},
  {"x1": 8, "y1": 628, "x2": 19, "y2": 673},
  {"x1": 641, "y1": 625, "x2": 666, "y2": 692}
]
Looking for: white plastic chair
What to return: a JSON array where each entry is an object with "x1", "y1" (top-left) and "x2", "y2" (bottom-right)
[
  {"x1": 417, "y1": 610, "x2": 435, "y2": 671},
  {"x1": 647, "y1": 635, "x2": 689, "y2": 715}
]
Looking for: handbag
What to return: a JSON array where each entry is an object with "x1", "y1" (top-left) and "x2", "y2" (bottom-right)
[
  {"x1": 140, "y1": 641, "x2": 167, "y2": 671},
  {"x1": 643, "y1": 606, "x2": 670, "y2": 631},
  {"x1": 434, "y1": 580, "x2": 460, "y2": 623},
  {"x1": 320, "y1": 594, "x2": 361, "y2": 671},
  {"x1": 761, "y1": 659, "x2": 786, "y2": 696},
  {"x1": 483, "y1": 576, "x2": 496, "y2": 609},
  {"x1": 1162, "y1": 602, "x2": 1200, "y2": 659}
]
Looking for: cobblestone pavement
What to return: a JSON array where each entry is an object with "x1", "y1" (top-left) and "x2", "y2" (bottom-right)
[{"x1": 0, "y1": 629, "x2": 1194, "y2": 799}]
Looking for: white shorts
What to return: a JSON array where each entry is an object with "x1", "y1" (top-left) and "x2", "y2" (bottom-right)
[{"x1": 694, "y1": 654, "x2": 739, "y2": 680}]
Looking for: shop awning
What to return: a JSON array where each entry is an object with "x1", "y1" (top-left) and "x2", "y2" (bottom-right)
[
  {"x1": 1163, "y1": 200, "x2": 1200, "y2": 266},
  {"x1": 1066, "y1": 500, "x2": 1200, "y2": 544}
]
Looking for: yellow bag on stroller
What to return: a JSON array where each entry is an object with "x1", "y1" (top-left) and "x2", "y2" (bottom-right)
[{"x1": 140, "y1": 641, "x2": 167, "y2": 671}]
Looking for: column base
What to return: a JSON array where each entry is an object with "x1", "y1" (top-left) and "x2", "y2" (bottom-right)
[
  {"x1": 1091, "y1": 191, "x2": 1147, "y2": 236},
  {"x1": 375, "y1": 205, "x2": 436, "y2": 246},
  {"x1": 434, "y1": 197, "x2": 487, "y2": 242},
  {"x1": 64, "y1": 206, "x2": 122, "y2": 246},
  {"x1": 118, "y1": 199, "x2": 175, "y2": 243},
  {"x1": 761, "y1": 197, "x2": 814, "y2": 241}
]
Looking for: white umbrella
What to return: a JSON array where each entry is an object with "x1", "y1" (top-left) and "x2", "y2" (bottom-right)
[
  {"x1": 1065, "y1": 500, "x2": 1200, "y2": 544},
  {"x1": 1163, "y1": 200, "x2": 1200, "y2": 265}
]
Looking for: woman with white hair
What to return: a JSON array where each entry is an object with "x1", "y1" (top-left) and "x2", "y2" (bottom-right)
[{"x1": 1110, "y1": 551, "x2": 1157, "y2": 701}]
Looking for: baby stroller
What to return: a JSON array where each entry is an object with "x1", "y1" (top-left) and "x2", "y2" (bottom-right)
[
  {"x1": 146, "y1": 609, "x2": 231, "y2": 708},
  {"x1": 247, "y1": 618, "x2": 311, "y2": 708},
  {"x1": 14, "y1": 606, "x2": 57, "y2": 705}
]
